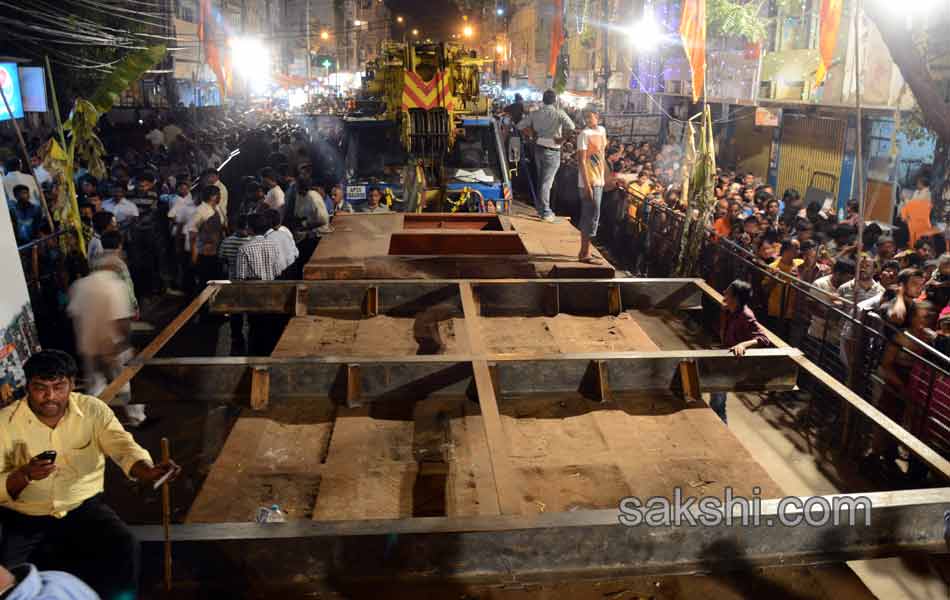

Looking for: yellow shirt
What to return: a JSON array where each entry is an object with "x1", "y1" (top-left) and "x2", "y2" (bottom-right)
[
  {"x1": 766, "y1": 258, "x2": 804, "y2": 317},
  {"x1": 0, "y1": 392, "x2": 153, "y2": 517}
]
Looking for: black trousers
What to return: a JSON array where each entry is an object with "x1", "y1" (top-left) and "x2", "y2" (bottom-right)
[{"x1": 0, "y1": 495, "x2": 139, "y2": 600}]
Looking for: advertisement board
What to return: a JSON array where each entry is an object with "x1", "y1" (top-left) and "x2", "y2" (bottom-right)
[
  {"x1": 0, "y1": 63, "x2": 24, "y2": 121},
  {"x1": 19, "y1": 67, "x2": 48, "y2": 113}
]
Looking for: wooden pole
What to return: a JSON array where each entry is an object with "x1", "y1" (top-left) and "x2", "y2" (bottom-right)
[
  {"x1": 160, "y1": 437, "x2": 172, "y2": 592},
  {"x1": 0, "y1": 84, "x2": 54, "y2": 231}
]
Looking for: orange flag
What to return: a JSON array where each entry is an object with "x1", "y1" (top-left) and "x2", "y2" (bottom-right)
[
  {"x1": 198, "y1": 0, "x2": 229, "y2": 97},
  {"x1": 815, "y1": 0, "x2": 844, "y2": 87},
  {"x1": 679, "y1": 0, "x2": 706, "y2": 103},
  {"x1": 548, "y1": 0, "x2": 565, "y2": 78}
]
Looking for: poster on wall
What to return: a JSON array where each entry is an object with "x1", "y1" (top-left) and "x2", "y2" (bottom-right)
[
  {"x1": 0, "y1": 202, "x2": 40, "y2": 406},
  {"x1": 0, "y1": 63, "x2": 25, "y2": 121}
]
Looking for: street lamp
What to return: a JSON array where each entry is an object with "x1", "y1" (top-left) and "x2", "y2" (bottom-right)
[
  {"x1": 396, "y1": 15, "x2": 404, "y2": 23},
  {"x1": 462, "y1": 25, "x2": 474, "y2": 38},
  {"x1": 627, "y1": 14, "x2": 663, "y2": 53},
  {"x1": 496, "y1": 43, "x2": 505, "y2": 55},
  {"x1": 411, "y1": 28, "x2": 419, "y2": 37},
  {"x1": 320, "y1": 30, "x2": 329, "y2": 41},
  {"x1": 354, "y1": 19, "x2": 363, "y2": 27},
  {"x1": 496, "y1": 8, "x2": 504, "y2": 16}
]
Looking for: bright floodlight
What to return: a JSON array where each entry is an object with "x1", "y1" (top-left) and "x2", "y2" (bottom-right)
[
  {"x1": 320, "y1": 30, "x2": 329, "y2": 40},
  {"x1": 496, "y1": 43, "x2": 505, "y2": 54},
  {"x1": 496, "y1": 8, "x2": 504, "y2": 15},
  {"x1": 354, "y1": 19, "x2": 363, "y2": 26},
  {"x1": 628, "y1": 15, "x2": 663, "y2": 53},
  {"x1": 230, "y1": 37, "x2": 271, "y2": 92},
  {"x1": 463, "y1": 25, "x2": 474, "y2": 38},
  {"x1": 872, "y1": 0, "x2": 939, "y2": 16}
]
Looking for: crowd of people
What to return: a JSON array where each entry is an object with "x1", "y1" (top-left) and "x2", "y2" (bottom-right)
[{"x1": 500, "y1": 89, "x2": 950, "y2": 474}]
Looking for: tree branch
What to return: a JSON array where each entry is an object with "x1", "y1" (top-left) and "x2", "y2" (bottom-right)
[{"x1": 864, "y1": 1, "x2": 950, "y2": 142}]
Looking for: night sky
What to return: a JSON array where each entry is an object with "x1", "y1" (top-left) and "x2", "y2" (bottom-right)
[{"x1": 385, "y1": 0, "x2": 464, "y2": 42}]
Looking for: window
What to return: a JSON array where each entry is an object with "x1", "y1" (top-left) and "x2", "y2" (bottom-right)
[{"x1": 176, "y1": 0, "x2": 196, "y2": 22}]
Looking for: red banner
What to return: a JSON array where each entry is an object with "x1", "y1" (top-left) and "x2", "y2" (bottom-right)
[
  {"x1": 548, "y1": 0, "x2": 564, "y2": 78},
  {"x1": 815, "y1": 0, "x2": 844, "y2": 87},
  {"x1": 679, "y1": 0, "x2": 706, "y2": 103}
]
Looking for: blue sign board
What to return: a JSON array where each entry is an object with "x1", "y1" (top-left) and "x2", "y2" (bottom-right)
[{"x1": 0, "y1": 63, "x2": 24, "y2": 121}]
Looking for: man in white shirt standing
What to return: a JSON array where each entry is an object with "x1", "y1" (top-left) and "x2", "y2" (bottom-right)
[
  {"x1": 101, "y1": 184, "x2": 140, "y2": 226},
  {"x1": 575, "y1": 107, "x2": 607, "y2": 264},
  {"x1": 202, "y1": 168, "x2": 228, "y2": 227},
  {"x1": 185, "y1": 186, "x2": 224, "y2": 289},
  {"x1": 167, "y1": 179, "x2": 198, "y2": 292},
  {"x1": 3, "y1": 158, "x2": 40, "y2": 207},
  {"x1": 261, "y1": 167, "x2": 286, "y2": 219},
  {"x1": 517, "y1": 89, "x2": 575, "y2": 223}
]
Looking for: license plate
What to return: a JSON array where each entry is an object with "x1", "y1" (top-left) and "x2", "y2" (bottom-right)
[{"x1": 346, "y1": 185, "x2": 366, "y2": 200}]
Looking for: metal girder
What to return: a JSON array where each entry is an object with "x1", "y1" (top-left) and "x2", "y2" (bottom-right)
[
  {"x1": 132, "y1": 488, "x2": 950, "y2": 583},
  {"x1": 131, "y1": 349, "x2": 801, "y2": 405},
  {"x1": 205, "y1": 278, "x2": 705, "y2": 316}
]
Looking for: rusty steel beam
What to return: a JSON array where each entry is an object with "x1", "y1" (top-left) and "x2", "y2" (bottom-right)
[
  {"x1": 205, "y1": 278, "x2": 705, "y2": 316},
  {"x1": 133, "y1": 488, "x2": 950, "y2": 585},
  {"x1": 131, "y1": 349, "x2": 800, "y2": 405}
]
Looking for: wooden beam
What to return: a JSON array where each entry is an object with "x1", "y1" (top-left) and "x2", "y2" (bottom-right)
[
  {"x1": 678, "y1": 360, "x2": 702, "y2": 406},
  {"x1": 592, "y1": 360, "x2": 610, "y2": 403},
  {"x1": 295, "y1": 285, "x2": 309, "y2": 317},
  {"x1": 250, "y1": 367, "x2": 270, "y2": 411},
  {"x1": 543, "y1": 283, "x2": 559, "y2": 317},
  {"x1": 346, "y1": 363, "x2": 362, "y2": 408},
  {"x1": 362, "y1": 286, "x2": 379, "y2": 317},
  {"x1": 100, "y1": 284, "x2": 218, "y2": 404},
  {"x1": 608, "y1": 284, "x2": 622, "y2": 316},
  {"x1": 460, "y1": 282, "x2": 522, "y2": 515}
]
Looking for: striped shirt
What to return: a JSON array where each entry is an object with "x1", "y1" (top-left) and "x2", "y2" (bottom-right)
[
  {"x1": 235, "y1": 235, "x2": 281, "y2": 281},
  {"x1": 218, "y1": 233, "x2": 250, "y2": 279}
]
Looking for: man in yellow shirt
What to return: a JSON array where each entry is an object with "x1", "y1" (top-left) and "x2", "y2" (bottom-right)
[
  {"x1": 764, "y1": 238, "x2": 803, "y2": 320},
  {"x1": 0, "y1": 350, "x2": 180, "y2": 600}
]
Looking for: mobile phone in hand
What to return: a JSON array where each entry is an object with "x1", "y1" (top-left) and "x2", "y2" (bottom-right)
[{"x1": 35, "y1": 450, "x2": 57, "y2": 464}]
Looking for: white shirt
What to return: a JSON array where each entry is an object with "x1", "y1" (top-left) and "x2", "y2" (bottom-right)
[
  {"x1": 87, "y1": 234, "x2": 103, "y2": 262},
  {"x1": 267, "y1": 226, "x2": 298, "y2": 273},
  {"x1": 213, "y1": 180, "x2": 229, "y2": 227},
  {"x1": 167, "y1": 193, "x2": 197, "y2": 236},
  {"x1": 3, "y1": 171, "x2": 40, "y2": 206},
  {"x1": 265, "y1": 186, "x2": 286, "y2": 218},
  {"x1": 33, "y1": 165, "x2": 51, "y2": 187},
  {"x1": 101, "y1": 198, "x2": 140, "y2": 224},
  {"x1": 145, "y1": 128, "x2": 165, "y2": 148},
  {"x1": 575, "y1": 125, "x2": 607, "y2": 188},
  {"x1": 67, "y1": 270, "x2": 133, "y2": 357},
  {"x1": 184, "y1": 202, "x2": 218, "y2": 252},
  {"x1": 295, "y1": 190, "x2": 329, "y2": 228}
]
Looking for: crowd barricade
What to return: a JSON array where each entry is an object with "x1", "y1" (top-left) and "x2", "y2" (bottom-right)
[{"x1": 607, "y1": 192, "x2": 950, "y2": 463}]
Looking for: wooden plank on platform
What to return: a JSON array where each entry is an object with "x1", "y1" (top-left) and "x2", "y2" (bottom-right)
[
  {"x1": 250, "y1": 367, "x2": 270, "y2": 411},
  {"x1": 459, "y1": 282, "x2": 522, "y2": 515}
]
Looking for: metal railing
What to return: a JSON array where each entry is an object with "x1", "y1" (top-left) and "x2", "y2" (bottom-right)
[{"x1": 612, "y1": 192, "x2": 950, "y2": 464}]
